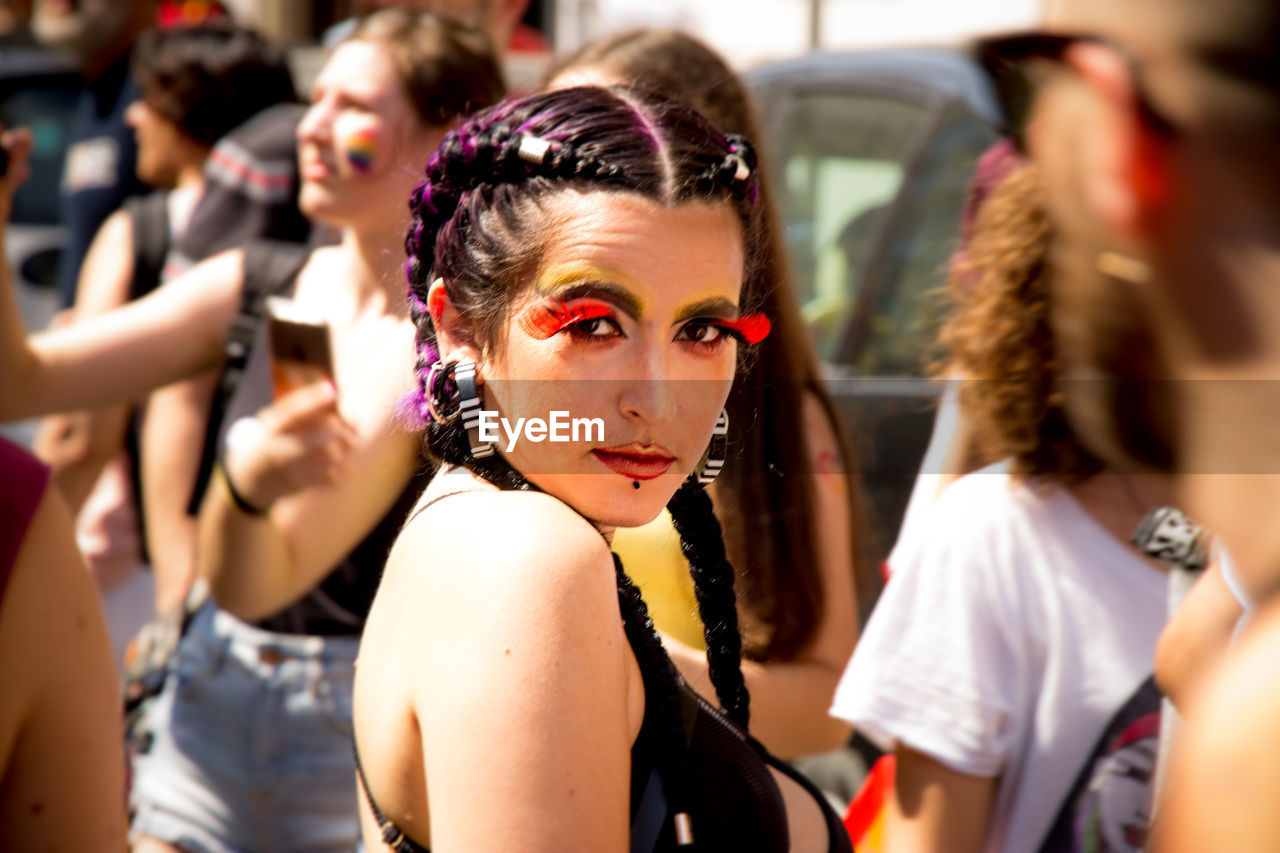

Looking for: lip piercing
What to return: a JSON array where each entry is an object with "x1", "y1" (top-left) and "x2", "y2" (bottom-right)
[{"x1": 632, "y1": 481, "x2": 641, "y2": 490}]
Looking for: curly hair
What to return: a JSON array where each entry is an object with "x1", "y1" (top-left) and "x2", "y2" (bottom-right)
[{"x1": 936, "y1": 164, "x2": 1103, "y2": 482}]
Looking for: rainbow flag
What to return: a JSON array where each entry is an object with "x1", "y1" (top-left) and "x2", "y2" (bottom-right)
[{"x1": 843, "y1": 754, "x2": 896, "y2": 853}]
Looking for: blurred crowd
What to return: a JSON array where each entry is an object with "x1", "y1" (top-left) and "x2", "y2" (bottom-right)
[{"x1": 0, "y1": 0, "x2": 1278, "y2": 851}]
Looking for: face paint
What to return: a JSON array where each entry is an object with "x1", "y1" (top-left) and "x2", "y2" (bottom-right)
[
  {"x1": 342, "y1": 126, "x2": 379, "y2": 175},
  {"x1": 716, "y1": 312, "x2": 771, "y2": 345},
  {"x1": 519, "y1": 298, "x2": 617, "y2": 340}
]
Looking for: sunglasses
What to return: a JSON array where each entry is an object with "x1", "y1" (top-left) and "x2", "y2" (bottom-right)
[{"x1": 973, "y1": 32, "x2": 1180, "y2": 151}]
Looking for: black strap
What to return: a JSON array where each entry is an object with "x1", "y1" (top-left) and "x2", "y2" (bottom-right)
[
  {"x1": 118, "y1": 190, "x2": 172, "y2": 562},
  {"x1": 353, "y1": 742, "x2": 431, "y2": 853},
  {"x1": 185, "y1": 239, "x2": 311, "y2": 516},
  {"x1": 124, "y1": 191, "x2": 171, "y2": 302}
]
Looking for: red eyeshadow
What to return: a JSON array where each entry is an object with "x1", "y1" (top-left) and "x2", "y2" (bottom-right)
[
  {"x1": 720, "y1": 313, "x2": 771, "y2": 344},
  {"x1": 520, "y1": 299, "x2": 615, "y2": 339}
]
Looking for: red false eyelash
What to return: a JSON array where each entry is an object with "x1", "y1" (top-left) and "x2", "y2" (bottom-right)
[
  {"x1": 718, "y1": 312, "x2": 771, "y2": 345},
  {"x1": 520, "y1": 300, "x2": 615, "y2": 339}
]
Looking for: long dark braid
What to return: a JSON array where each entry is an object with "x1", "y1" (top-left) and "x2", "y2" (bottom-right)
[
  {"x1": 401, "y1": 86, "x2": 765, "y2": 846},
  {"x1": 667, "y1": 482, "x2": 751, "y2": 729}
]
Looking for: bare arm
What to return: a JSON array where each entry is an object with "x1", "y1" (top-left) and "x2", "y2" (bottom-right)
[
  {"x1": 31, "y1": 209, "x2": 137, "y2": 510},
  {"x1": 667, "y1": 392, "x2": 859, "y2": 758},
  {"x1": 1156, "y1": 599, "x2": 1280, "y2": 852},
  {"x1": 1154, "y1": 559, "x2": 1243, "y2": 709},
  {"x1": 886, "y1": 745, "x2": 997, "y2": 853},
  {"x1": 0, "y1": 486, "x2": 127, "y2": 851},
  {"x1": 199, "y1": 364, "x2": 420, "y2": 622},
  {"x1": 140, "y1": 372, "x2": 218, "y2": 612},
  {"x1": 0, "y1": 219, "x2": 244, "y2": 421}
]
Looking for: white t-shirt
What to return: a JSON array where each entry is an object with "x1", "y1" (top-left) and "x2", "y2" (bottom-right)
[{"x1": 831, "y1": 466, "x2": 1167, "y2": 853}]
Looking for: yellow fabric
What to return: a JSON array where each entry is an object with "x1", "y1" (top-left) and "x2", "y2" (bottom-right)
[{"x1": 612, "y1": 509, "x2": 706, "y2": 650}]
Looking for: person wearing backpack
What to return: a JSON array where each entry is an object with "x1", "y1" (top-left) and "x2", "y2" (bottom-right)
[
  {"x1": 0, "y1": 11, "x2": 505, "y2": 851},
  {"x1": 31, "y1": 21, "x2": 297, "y2": 659}
]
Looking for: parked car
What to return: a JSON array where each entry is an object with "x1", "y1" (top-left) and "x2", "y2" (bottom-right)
[{"x1": 748, "y1": 47, "x2": 1001, "y2": 580}]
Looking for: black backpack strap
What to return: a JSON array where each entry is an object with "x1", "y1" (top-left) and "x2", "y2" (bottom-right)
[
  {"x1": 186, "y1": 240, "x2": 311, "y2": 516},
  {"x1": 124, "y1": 191, "x2": 171, "y2": 301}
]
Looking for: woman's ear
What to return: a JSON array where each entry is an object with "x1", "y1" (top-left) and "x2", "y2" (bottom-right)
[{"x1": 428, "y1": 278, "x2": 483, "y2": 365}]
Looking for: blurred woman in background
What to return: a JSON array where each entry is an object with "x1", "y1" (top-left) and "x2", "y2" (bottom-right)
[
  {"x1": 32, "y1": 21, "x2": 297, "y2": 657},
  {"x1": 0, "y1": 11, "x2": 504, "y2": 852},
  {"x1": 832, "y1": 165, "x2": 1173, "y2": 853}
]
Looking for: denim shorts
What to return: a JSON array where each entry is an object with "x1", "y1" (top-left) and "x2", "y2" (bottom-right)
[{"x1": 129, "y1": 603, "x2": 361, "y2": 853}]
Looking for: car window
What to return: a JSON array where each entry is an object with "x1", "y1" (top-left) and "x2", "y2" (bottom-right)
[
  {"x1": 848, "y1": 108, "x2": 996, "y2": 377},
  {"x1": 768, "y1": 90, "x2": 933, "y2": 361},
  {"x1": 1, "y1": 78, "x2": 81, "y2": 225}
]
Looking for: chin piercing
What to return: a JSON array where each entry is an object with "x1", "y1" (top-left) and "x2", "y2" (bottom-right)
[{"x1": 632, "y1": 480, "x2": 641, "y2": 490}]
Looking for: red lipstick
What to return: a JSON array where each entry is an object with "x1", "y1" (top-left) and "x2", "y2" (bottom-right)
[{"x1": 591, "y1": 444, "x2": 676, "y2": 481}]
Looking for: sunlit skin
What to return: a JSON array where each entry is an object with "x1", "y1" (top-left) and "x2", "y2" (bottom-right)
[
  {"x1": 440, "y1": 190, "x2": 748, "y2": 532},
  {"x1": 295, "y1": 40, "x2": 441, "y2": 232},
  {"x1": 124, "y1": 98, "x2": 206, "y2": 187},
  {"x1": 516, "y1": 281, "x2": 769, "y2": 345}
]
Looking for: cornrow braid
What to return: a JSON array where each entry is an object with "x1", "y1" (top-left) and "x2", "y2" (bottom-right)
[
  {"x1": 693, "y1": 133, "x2": 760, "y2": 204},
  {"x1": 667, "y1": 482, "x2": 751, "y2": 729}
]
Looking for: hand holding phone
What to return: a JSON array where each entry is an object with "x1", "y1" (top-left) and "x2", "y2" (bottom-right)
[{"x1": 264, "y1": 296, "x2": 335, "y2": 400}]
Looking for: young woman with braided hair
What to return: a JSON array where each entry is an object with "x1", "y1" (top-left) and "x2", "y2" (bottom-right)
[{"x1": 352, "y1": 85, "x2": 853, "y2": 852}]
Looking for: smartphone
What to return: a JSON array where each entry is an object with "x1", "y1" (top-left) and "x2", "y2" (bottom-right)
[{"x1": 264, "y1": 296, "x2": 334, "y2": 399}]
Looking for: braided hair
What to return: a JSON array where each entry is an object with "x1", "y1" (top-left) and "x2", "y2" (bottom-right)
[{"x1": 402, "y1": 85, "x2": 763, "y2": 842}]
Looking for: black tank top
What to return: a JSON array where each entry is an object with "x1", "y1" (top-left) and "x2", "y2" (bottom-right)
[
  {"x1": 355, "y1": 478, "x2": 852, "y2": 851},
  {"x1": 357, "y1": 654, "x2": 852, "y2": 852},
  {"x1": 216, "y1": 268, "x2": 432, "y2": 635}
]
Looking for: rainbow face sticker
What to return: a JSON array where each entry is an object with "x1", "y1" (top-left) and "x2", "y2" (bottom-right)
[{"x1": 342, "y1": 127, "x2": 379, "y2": 175}]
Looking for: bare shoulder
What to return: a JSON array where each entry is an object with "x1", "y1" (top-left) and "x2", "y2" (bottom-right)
[
  {"x1": 1183, "y1": 601, "x2": 1280, "y2": 748},
  {"x1": 391, "y1": 486, "x2": 614, "y2": 595},
  {"x1": 0, "y1": 487, "x2": 125, "y2": 851},
  {"x1": 800, "y1": 391, "x2": 839, "y2": 451},
  {"x1": 94, "y1": 207, "x2": 135, "y2": 250},
  {"x1": 1160, "y1": 600, "x2": 1280, "y2": 851},
  {"x1": 377, "y1": 483, "x2": 624, "y2": 673},
  {"x1": 2, "y1": 486, "x2": 114, "y2": 674},
  {"x1": 800, "y1": 390, "x2": 849, "y2": 480}
]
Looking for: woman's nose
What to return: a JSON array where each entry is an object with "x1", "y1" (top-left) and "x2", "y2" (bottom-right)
[
  {"x1": 124, "y1": 100, "x2": 144, "y2": 130},
  {"x1": 618, "y1": 350, "x2": 677, "y2": 426},
  {"x1": 296, "y1": 99, "x2": 332, "y2": 144}
]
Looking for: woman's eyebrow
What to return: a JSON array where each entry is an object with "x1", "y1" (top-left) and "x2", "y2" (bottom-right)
[
  {"x1": 538, "y1": 281, "x2": 643, "y2": 321},
  {"x1": 674, "y1": 296, "x2": 739, "y2": 323}
]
